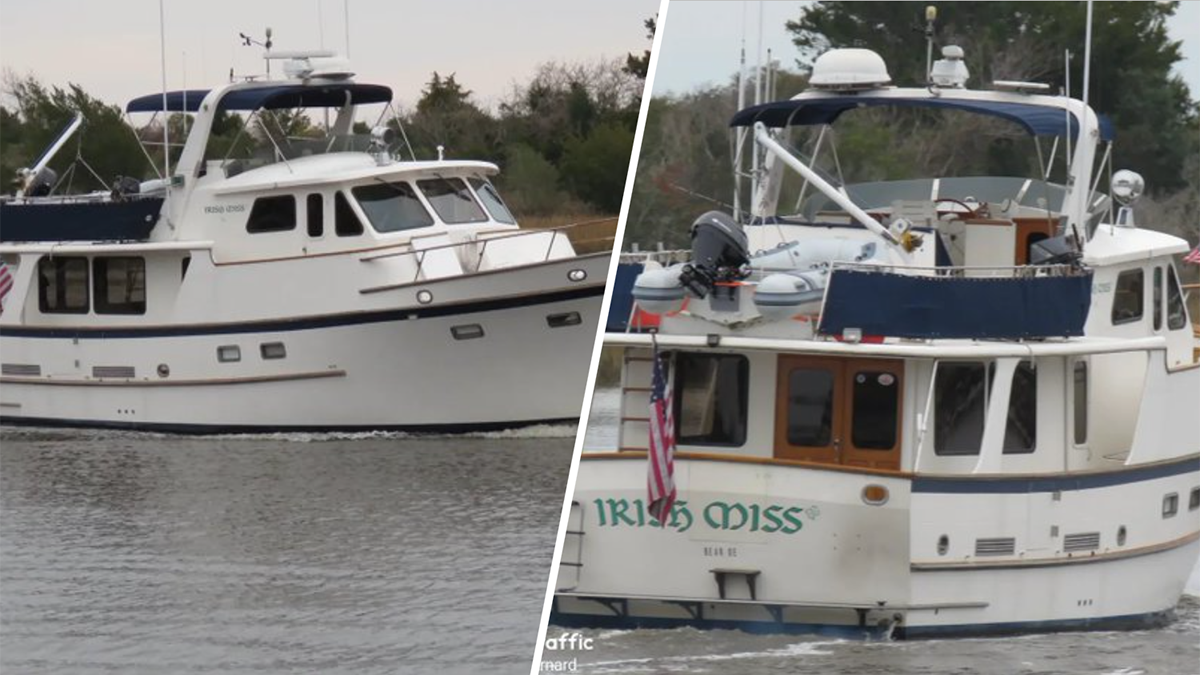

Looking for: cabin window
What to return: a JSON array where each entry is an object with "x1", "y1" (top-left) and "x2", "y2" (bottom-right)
[
  {"x1": 260, "y1": 342, "x2": 287, "y2": 359},
  {"x1": 1166, "y1": 266, "x2": 1187, "y2": 331},
  {"x1": 93, "y1": 257, "x2": 146, "y2": 315},
  {"x1": 851, "y1": 371, "x2": 899, "y2": 450},
  {"x1": 786, "y1": 368, "x2": 835, "y2": 446},
  {"x1": 417, "y1": 178, "x2": 487, "y2": 224},
  {"x1": 469, "y1": 178, "x2": 516, "y2": 224},
  {"x1": 335, "y1": 191, "x2": 363, "y2": 236},
  {"x1": 307, "y1": 194, "x2": 324, "y2": 237},
  {"x1": 1111, "y1": 269, "x2": 1143, "y2": 325},
  {"x1": 246, "y1": 195, "x2": 296, "y2": 233},
  {"x1": 674, "y1": 353, "x2": 748, "y2": 446},
  {"x1": 217, "y1": 345, "x2": 241, "y2": 363},
  {"x1": 1003, "y1": 361, "x2": 1037, "y2": 454},
  {"x1": 1073, "y1": 360, "x2": 1088, "y2": 445},
  {"x1": 1153, "y1": 267, "x2": 1163, "y2": 331},
  {"x1": 1189, "y1": 487, "x2": 1200, "y2": 511},
  {"x1": 1162, "y1": 493, "x2": 1179, "y2": 519},
  {"x1": 37, "y1": 256, "x2": 89, "y2": 314},
  {"x1": 934, "y1": 362, "x2": 988, "y2": 456},
  {"x1": 352, "y1": 182, "x2": 434, "y2": 232}
]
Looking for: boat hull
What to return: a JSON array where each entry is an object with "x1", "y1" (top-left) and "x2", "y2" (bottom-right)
[
  {"x1": 0, "y1": 260, "x2": 607, "y2": 433},
  {"x1": 552, "y1": 453, "x2": 1200, "y2": 638}
]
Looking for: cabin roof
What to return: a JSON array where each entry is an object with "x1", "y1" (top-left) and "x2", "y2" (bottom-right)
[
  {"x1": 210, "y1": 153, "x2": 499, "y2": 195},
  {"x1": 730, "y1": 92, "x2": 1116, "y2": 142},
  {"x1": 126, "y1": 82, "x2": 393, "y2": 113},
  {"x1": 1083, "y1": 224, "x2": 1190, "y2": 266}
]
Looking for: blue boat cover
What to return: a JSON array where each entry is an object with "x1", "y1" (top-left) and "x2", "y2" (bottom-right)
[
  {"x1": 607, "y1": 262, "x2": 643, "y2": 332},
  {"x1": 730, "y1": 96, "x2": 1115, "y2": 142},
  {"x1": 817, "y1": 268, "x2": 1093, "y2": 339},
  {"x1": 126, "y1": 83, "x2": 392, "y2": 113},
  {"x1": 0, "y1": 198, "x2": 163, "y2": 243}
]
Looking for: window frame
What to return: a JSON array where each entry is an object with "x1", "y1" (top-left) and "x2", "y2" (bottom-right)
[
  {"x1": 416, "y1": 177, "x2": 489, "y2": 225},
  {"x1": 245, "y1": 194, "x2": 297, "y2": 234},
  {"x1": 37, "y1": 255, "x2": 90, "y2": 314},
  {"x1": 673, "y1": 352, "x2": 750, "y2": 448},
  {"x1": 306, "y1": 193, "x2": 324, "y2": 238},
  {"x1": 92, "y1": 256, "x2": 147, "y2": 315},
  {"x1": 1166, "y1": 265, "x2": 1188, "y2": 331},
  {"x1": 933, "y1": 361, "x2": 989, "y2": 456},
  {"x1": 350, "y1": 181, "x2": 436, "y2": 233},
  {"x1": 1111, "y1": 268, "x2": 1144, "y2": 326},
  {"x1": 468, "y1": 177, "x2": 517, "y2": 224}
]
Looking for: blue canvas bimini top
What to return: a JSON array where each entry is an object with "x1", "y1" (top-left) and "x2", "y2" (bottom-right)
[
  {"x1": 126, "y1": 83, "x2": 393, "y2": 113},
  {"x1": 729, "y1": 95, "x2": 1115, "y2": 142}
]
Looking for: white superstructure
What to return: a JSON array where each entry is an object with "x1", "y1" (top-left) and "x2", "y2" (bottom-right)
[
  {"x1": 553, "y1": 44, "x2": 1199, "y2": 638},
  {"x1": 0, "y1": 59, "x2": 609, "y2": 432}
]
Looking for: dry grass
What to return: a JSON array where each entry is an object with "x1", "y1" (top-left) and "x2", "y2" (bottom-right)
[
  {"x1": 594, "y1": 346, "x2": 624, "y2": 387},
  {"x1": 518, "y1": 213, "x2": 619, "y2": 254}
]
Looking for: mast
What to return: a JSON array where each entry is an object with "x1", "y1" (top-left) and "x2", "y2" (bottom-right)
[
  {"x1": 158, "y1": 0, "x2": 171, "y2": 178},
  {"x1": 734, "y1": 4, "x2": 747, "y2": 221}
]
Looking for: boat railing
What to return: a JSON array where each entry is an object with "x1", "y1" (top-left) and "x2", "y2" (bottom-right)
[
  {"x1": 358, "y1": 217, "x2": 616, "y2": 283},
  {"x1": 822, "y1": 260, "x2": 1089, "y2": 279}
]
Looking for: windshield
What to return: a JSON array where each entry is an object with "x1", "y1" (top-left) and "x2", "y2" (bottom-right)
[
  {"x1": 469, "y1": 178, "x2": 516, "y2": 224},
  {"x1": 351, "y1": 182, "x2": 434, "y2": 233},
  {"x1": 416, "y1": 178, "x2": 487, "y2": 224}
]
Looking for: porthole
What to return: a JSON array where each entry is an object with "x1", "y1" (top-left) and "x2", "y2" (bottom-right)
[
  {"x1": 217, "y1": 345, "x2": 241, "y2": 363},
  {"x1": 156, "y1": 363, "x2": 170, "y2": 378},
  {"x1": 1117, "y1": 525, "x2": 1127, "y2": 547},
  {"x1": 416, "y1": 290, "x2": 434, "y2": 304},
  {"x1": 861, "y1": 484, "x2": 889, "y2": 506},
  {"x1": 567, "y1": 269, "x2": 587, "y2": 282},
  {"x1": 937, "y1": 535, "x2": 949, "y2": 556}
]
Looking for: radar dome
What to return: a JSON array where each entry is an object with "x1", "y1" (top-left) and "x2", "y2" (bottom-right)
[{"x1": 810, "y1": 49, "x2": 891, "y2": 91}]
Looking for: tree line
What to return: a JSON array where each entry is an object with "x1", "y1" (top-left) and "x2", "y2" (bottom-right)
[{"x1": 0, "y1": 18, "x2": 653, "y2": 218}]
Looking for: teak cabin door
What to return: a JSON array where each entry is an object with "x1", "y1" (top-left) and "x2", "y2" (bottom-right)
[{"x1": 773, "y1": 355, "x2": 904, "y2": 471}]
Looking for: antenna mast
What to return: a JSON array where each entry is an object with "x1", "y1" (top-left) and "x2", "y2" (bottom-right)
[{"x1": 158, "y1": 0, "x2": 170, "y2": 178}]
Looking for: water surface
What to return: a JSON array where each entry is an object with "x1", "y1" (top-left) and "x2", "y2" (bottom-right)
[{"x1": 1, "y1": 426, "x2": 574, "y2": 674}]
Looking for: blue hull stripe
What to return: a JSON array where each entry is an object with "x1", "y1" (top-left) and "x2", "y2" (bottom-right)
[
  {"x1": 549, "y1": 607, "x2": 1175, "y2": 640},
  {"x1": 0, "y1": 285, "x2": 603, "y2": 340},
  {"x1": 0, "y1": 414, "x2": 578, "y2": 436},
  {"x1": 912, "y1": 455, "x2": 1200, "y2": 494}
]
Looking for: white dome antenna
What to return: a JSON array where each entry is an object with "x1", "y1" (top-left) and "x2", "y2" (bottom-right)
[
  {"x1": 809, "y1": 49, "x2": 891, "y2": 91},
  {"x1": 930, "y1": 45, "x2": 969, "y2": 88}
]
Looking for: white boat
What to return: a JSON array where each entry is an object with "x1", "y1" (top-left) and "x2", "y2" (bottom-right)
[
  {"x1": 553, "y1": 44, "x2": 1200, "y2": 637},
  {"x1": 0, "y1": 53, "x2": 609, "y2": 433}
]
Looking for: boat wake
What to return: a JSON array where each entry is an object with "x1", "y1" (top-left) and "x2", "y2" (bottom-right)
[{"x1": 0, "y1": 423, "x2": 580, "y2": 443}]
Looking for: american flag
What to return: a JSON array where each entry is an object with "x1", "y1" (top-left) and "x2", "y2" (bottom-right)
[
  {"x1": 0, "y1": 261, "x2": 12, "y2": 313},
  {"x1": 1185, "y1": 247, "x2": 1200, "y2": 265},
  {"x1": 647, "y1": 336, "x2": 676, "y2": 526}
]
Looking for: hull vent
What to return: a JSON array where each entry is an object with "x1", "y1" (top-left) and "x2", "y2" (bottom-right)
[
  {"x1": 93, "y1": 366, "x2": 136, "y2": 379},
  {"x1": 974, "y1": 537, "x2": 1016, "y2": 557},
  {"x1": 2, "y1": 364, "x2": 41, "y2": 376},
  {"x1": 1063, "y1": 532, "x2": 1101, "y2": 552}
]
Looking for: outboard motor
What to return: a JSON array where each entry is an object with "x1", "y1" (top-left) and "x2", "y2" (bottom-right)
[
  {"x1": 678, "y1": 211, "x2": 750, "y2": 298},
  {"x1": 1029, "y1": 233, "x2": 1083, "y2": 266}
]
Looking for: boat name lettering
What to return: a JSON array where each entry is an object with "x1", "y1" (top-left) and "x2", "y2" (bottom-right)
[
  {"x1": 204, "y1": 204, "x2": 246, "y2": 214},
  {"x1": 591, "y1": 498, "x2": 818, "y2": 535}
]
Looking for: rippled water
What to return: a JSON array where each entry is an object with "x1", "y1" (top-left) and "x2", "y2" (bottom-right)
[
  {"x1": 0, "y1": 425, "x2": 575, "y2": 675},
  {"x1": 567, "y1": 389, "x2": 1200, "y2": 674}
]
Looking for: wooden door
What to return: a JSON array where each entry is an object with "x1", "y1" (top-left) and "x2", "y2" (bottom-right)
[{"x1": 774, "y1": 356, "x2": 903, "y2": 471}]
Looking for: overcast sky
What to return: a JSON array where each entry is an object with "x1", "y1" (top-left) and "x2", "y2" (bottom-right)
[
  {"x1": 0, "y1": 0, "x2": 658, "y2": 111},
  {"x1": 653, "y1": 1, "x2": 1200, "y2": 99}
]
